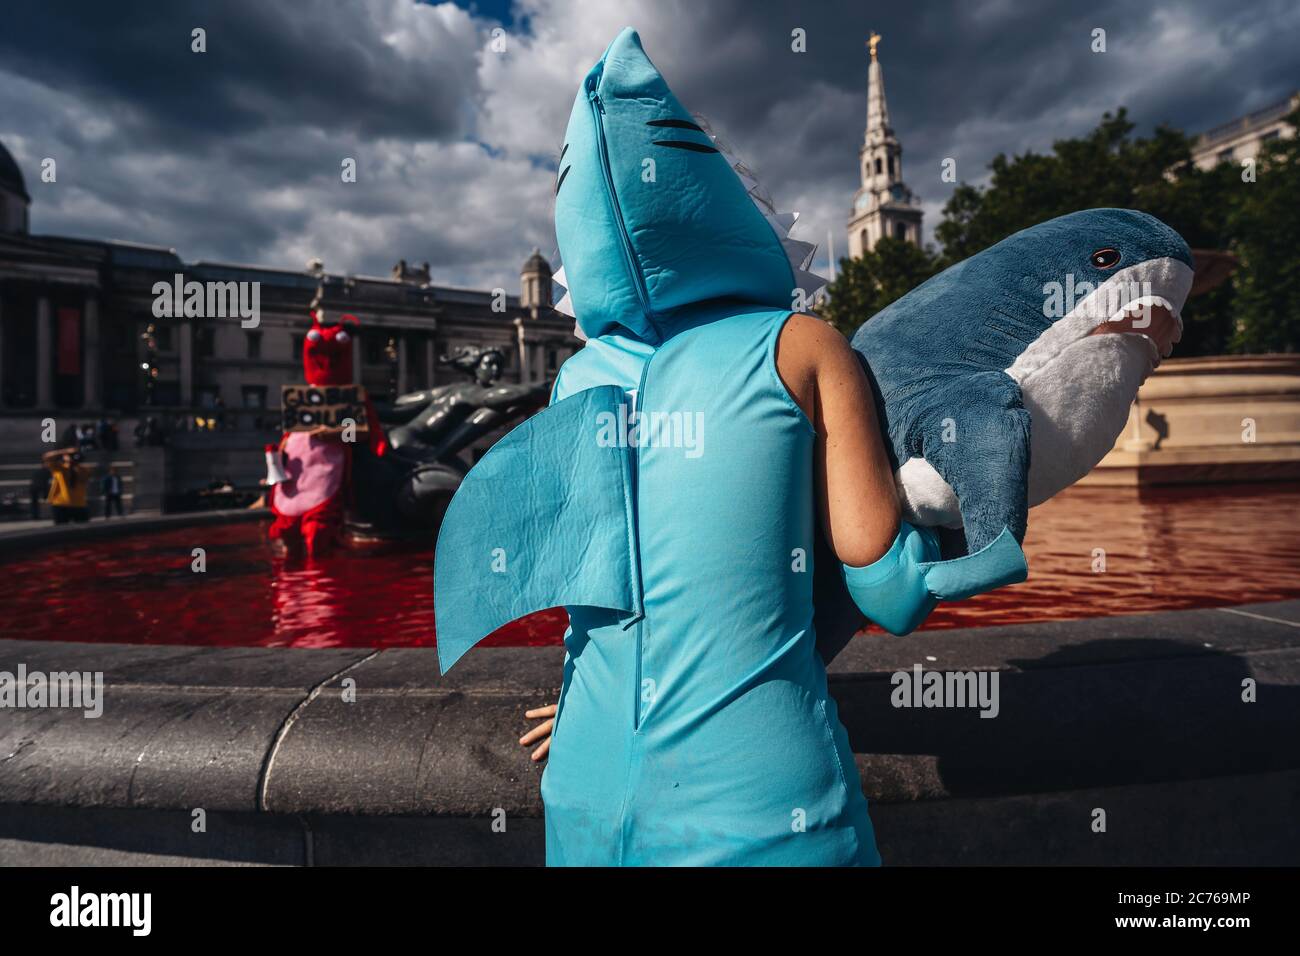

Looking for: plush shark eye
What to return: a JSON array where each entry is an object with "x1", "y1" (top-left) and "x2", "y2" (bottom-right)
[
  {"x1": 335, "y1": 330, "x2": 350, "y2": 344},
  {"x1": 1091, "y1": 248, "x2": 1121, "y2": 269},
  {"x1": 306, "y1": 329, "x2": 322, "y2": 342}
]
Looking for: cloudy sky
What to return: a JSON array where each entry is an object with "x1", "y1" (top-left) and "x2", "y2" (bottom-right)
[{"x1": 1, "y1": 0, "x2": 1297, "y2": 289}]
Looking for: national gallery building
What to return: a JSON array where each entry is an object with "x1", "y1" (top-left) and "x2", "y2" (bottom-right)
[{"x1": 0, "y1": 139, "x2": 578, "y2": 424}]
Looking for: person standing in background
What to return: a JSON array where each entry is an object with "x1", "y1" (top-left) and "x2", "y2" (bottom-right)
[
  {"x1": 101, "y1": 466, "x2": 125, "y2": 518},
  {"x1": 43, "y1": 448, "x2": 93, "y2": 524},
  {"x1": 28, "y1": 465, "x2": 50, "y2": 520}
]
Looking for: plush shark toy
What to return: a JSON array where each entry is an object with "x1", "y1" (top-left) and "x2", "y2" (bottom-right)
[{"x1": 852, "y1": 209, "x2": 1193, "y2": 582}]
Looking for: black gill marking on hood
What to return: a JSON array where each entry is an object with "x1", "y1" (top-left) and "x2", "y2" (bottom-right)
[
  {"x1": 646, "y1": 118, "x2": 706, "y2": 131},
  {"x1": 651, "y1": 139, "x2": 719, "y2": 154},
  {"x1": 554, "y1": 143, "x2": 570, "y2": 195}
]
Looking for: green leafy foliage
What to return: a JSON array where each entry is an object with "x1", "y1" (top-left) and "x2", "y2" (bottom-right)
[{"x1": 822, "y1": 107, "x2": 1299, "y2": 355}]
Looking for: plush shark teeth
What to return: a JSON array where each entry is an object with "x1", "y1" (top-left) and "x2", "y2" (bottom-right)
[{"x1": 1104, "y1": 294, "x2": 1182, "y2": 332}]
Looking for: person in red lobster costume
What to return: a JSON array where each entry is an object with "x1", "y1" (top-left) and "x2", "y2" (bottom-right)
[{"x1": 266, "y1": 311, "x2": 388, "y2": 557}]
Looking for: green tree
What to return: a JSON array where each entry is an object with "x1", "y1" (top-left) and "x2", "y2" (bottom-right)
[
  {"x1": 933, "y1": 109, "x2": 1207, "y2": 259},
  {"x1": 821, "y1": 237, "x2": 941, "y2": 338},
  {"x1": 1227, "y1": 112, "x2": 1300, "y2": 352},
  {"x1": 824, "y1": 106, "x2": 1300, "y2": 355}
]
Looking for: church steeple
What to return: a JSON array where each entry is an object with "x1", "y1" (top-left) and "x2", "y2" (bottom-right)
[
  {"x1": 847, "y1": 33, "x2": 922, "y2": 258},
  {"x1": 865, "y1": 33, "x2": 890, "y2": 142}
]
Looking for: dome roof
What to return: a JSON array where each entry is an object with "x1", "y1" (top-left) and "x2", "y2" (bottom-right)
[
  {"x1": 522, "y1": 247, "x2": 552, "y2": 275},
  {"x1": 0, "y1": 140, "x2": 29, "y2": 201}
]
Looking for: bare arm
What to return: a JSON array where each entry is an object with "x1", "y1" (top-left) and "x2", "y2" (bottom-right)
[
  {"x1": 776, "y1": 313, "x2": 900, "y2": 566},
  {"x1": 42, "y1": 447, "x2": 77, "y2": 467}
]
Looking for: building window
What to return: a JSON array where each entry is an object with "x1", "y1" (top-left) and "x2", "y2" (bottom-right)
[
  {"x1": 547, "y1": 348, "x2": 558, "y2": 371},
  {"x1": 895, "y1": 222, "x2": 907, "y2": 241},
  {"x1": 1217, "y1": 147, "x2": 1234, "y2": 165},
  {"x1": 1261, "y1": 129, "x2": 1281, "y2": 142},
  {"x1": 153, "y1": 381, "x2": 181, "y2": 405},
  {"x1": 887, "y1": 156, "x2": 895, "y2": 177},
  {"x1": 241, "y1": 385, "x2": 267, "y2": 409},
  {"x1": 246, "y1": 331, "x2": 262, "y2": 359},
  {"x1": 874, "y1": 157, "x2": 882, "y2": 175},
  {"x1": 196, "y1": 327, "x2": 216, "y2": 358},
  {"x1": 364, "y1": 333, "x2": 386, "y2": 365},
  {"x1": 197, "y1": 386, "x2": 220, "y2": 409},
  {"x1": 112, "y1": 321, "x2": 133, "y2": 352}
]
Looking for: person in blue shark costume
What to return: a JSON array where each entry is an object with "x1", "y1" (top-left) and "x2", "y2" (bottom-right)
[{"x1": 433, "y1": 28, "x2": 1194, "y2": 865}]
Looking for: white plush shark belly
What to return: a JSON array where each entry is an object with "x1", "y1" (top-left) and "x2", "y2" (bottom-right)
[{"x1": 895, "y1": 333, "x2": 1155, "y2": 529}]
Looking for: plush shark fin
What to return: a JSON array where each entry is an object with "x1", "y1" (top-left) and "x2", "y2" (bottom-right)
[
  {"x1": 913, "y1": 374, "x2": 1031, "y2": 596},
  {"x1": 433, "y1": 384, "x2": 641, "y2": 674}
]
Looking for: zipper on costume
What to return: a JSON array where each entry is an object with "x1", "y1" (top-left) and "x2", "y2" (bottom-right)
[
  {"x1": 628, "y1": 353, "x2": 654, "y2": 733},
  {"x1": 588, "y1": 87, "x2": 653, "y2": 326},
  {"x1": 589, "y1": 77, "x2": 653, "y2": 734}
]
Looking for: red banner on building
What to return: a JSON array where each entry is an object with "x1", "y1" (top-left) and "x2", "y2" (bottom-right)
[{"x1": 56, "y1": 307, "x2": 81, "y2": 375}]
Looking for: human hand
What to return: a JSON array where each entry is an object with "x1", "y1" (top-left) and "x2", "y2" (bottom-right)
[{"x1": 519, "y1": 704, "x2": 557, "y2": 762}]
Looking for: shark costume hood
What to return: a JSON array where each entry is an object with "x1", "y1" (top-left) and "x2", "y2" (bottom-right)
[{"x1": 551, "y1": 28, "x2": 820, "y2": 343}]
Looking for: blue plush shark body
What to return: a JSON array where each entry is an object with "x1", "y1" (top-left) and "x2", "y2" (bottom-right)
[{"x1": 852, "y1": 208, "x2": 1193, "y2": 563}]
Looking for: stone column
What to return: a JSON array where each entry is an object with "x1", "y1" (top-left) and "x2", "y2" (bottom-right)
[
  {"x1": 36, "y1": 295, "x2": 53, "y2": 408},
  {"x1": 514, "y1": 317, "x2": 529, "y2": 385},
  {"x1": 397, "y1": 333, "x2": 408, "y2": 395},
  {"x1": 425, "y1": 337, "x2": 436, "y2": 388},
  {"x1": 179, "y1": 319, "x2": 193, "y2": 406},
  {"x1": 83, "y1": 296, "x2": 101, "y2": 410}
]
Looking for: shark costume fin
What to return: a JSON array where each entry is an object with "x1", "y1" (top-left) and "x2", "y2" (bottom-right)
[{"x1": 433, "y1": 384, "x2": 641, "y2": 674}]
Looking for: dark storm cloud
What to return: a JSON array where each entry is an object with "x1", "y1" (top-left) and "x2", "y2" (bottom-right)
[
  {"x1": 615, "y1": 0, "x2": 1299, "y2": 261},
  {"x1": 0, "y1": 0, "x2": 1295, "y2": 284},
  {"x1": 0, "y1": 0, "x2": 478, "y2": 142}
]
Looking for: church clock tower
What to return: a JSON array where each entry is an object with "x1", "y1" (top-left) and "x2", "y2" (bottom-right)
[{"x1": 847, "y1": 33, "x2": 922, "y2": 258}]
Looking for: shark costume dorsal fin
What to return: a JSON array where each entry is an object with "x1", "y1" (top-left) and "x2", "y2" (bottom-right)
[{"x1": 433, "y1": 384, "x2": 641, "y2": 674}]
